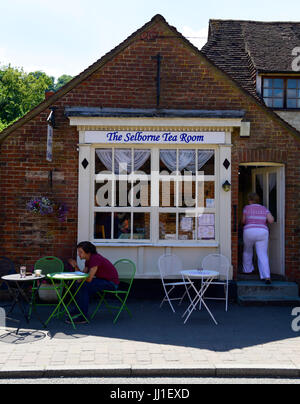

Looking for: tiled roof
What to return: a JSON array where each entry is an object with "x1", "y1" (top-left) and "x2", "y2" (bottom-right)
[
  {"x1": 1, "y1": 15, "x2": 300, "y2": 142},
  {"x1": 202, "y1": 20, "x2": 300, "y2": 96}
]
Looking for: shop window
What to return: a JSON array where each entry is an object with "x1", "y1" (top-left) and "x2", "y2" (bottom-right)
[{"x1": 93, "y1": 147, "x2": 216, "y2": 243}]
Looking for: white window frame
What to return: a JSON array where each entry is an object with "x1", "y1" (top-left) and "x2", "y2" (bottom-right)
[{"x1": 90, "y1": 144, "x2": 219, "y2": 246}]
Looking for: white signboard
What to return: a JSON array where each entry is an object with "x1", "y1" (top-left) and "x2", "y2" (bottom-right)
[{"x1": 85, "y1": 130, "x2": 225, "y2": 145}]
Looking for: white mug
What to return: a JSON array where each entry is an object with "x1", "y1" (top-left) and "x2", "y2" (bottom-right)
[{"x1": 34, "y1": 269, "x2": 42, "y2": 277}]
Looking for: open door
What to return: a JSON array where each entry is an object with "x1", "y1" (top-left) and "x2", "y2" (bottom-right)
[{"x1": 251, "y1": 167, "x2": 285, "y2": 276}]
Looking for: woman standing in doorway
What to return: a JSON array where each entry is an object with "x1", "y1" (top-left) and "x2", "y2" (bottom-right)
[{"x1": 242, "y1": 192, "x2": 274, "y2": 284}]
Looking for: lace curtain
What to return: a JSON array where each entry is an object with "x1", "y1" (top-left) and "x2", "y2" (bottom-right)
[
  {"x1": 256, "y1": 173, "x2": 276, "y2": 193},
  {"x1": 96, "y1": 148, "x2": 214, "y2": 174},
  {"x1": 160, "y1": 150, "x2": 214, "y2": 172},
  {"x1": 96, "y1": 149, "x2": 150, "y2": 174}
]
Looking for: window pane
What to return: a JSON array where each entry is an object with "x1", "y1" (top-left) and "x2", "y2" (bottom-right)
[
  {"x1": 298, "y1": 99, "x2": 300, "y2": 108},
  {"x1": 273, "y1": 79, "x2": 284, "y2": 88},
  {"x1": 273, "y1": 98, "x2": 284, "y2": 108},
  {"x1": 160, "y1": 179, "x2": 175, "y2": 207},
  {"x1": 179, "y1": 149, "x2": 196, "y2": 174},
  {"x1": 133, "y1": 213, "x2": 150, "y2": 239},
  {"x1": 264, "y1": 98, "x2": 272, "y2": 107},
  {"x1": 263, "y1": 78, "x2": 272, "y2": 88},
  {"x1": 287, "y1": 89, "x2": 297, "y2": 98},
  {"x1": 197, "y1": 214, "x2": 215, "y2": 240},
  {"x1": 197, "y1": 181, "x2": 215, "y2": 207},
  {"x1": 198, "y1": 150, "x2": 215, "y2": 175},
  {"x1": 159, "y1": 213, "x2": 176, "y2": 240},
  {"x1": 95, "y1": 180, "x2": 112, "y2": 207},
  {"x1": 94, "y1": 212, "x2": 113, "y2": 239},
  {"x1": 264, "y1": 88, "x2": 273, "y2": 97},
  {"x1": 160, "y1": 149, "x2": 176, "y2": 174},
  {"x1": 117, "y1": 213, "x2": 131, "y2": 239},
  {"x1": 132, "y1": 179, "x2": 151, "y2": 207},
  {"x1": 179, "y1": 214, "x2": 195, "y2": 240},
  {"x1": 273, "y1": 89, "x2": 284, "y2": 97},
  {"x1": 287, "y1": 99, "x2": 297, "y2": 108},
  {"x1": 134, "y1": 149, "x2": 151, "y2": 174},
  {"x1": 180, "y1": 180, "x2": 196, "y2": 208},
  {"x1": 115, "y1": 149, "x2": 132, "y2": 174},
  {"x1": 95, "y1": 149, "x2": 112, "y2": 174},
  {"x1": 115, "y1": 180, "x2": 131, "y2": 207},
  {"x1": 288, "y1": 79, "x2": 297, "y2": 89}
]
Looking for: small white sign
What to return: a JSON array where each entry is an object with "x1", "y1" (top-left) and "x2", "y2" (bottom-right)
[{"x1": 85, "y1": 130, "x2": 225, "y2": 145}]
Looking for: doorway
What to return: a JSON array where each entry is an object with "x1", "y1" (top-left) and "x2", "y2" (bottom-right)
[{"x1": 238, "y1": 164, "x2": 285, "y2": 277}]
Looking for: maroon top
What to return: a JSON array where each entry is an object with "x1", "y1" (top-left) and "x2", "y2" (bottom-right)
[{"x1": 86, "y1": 253, "x2": 119, "y2": 285}]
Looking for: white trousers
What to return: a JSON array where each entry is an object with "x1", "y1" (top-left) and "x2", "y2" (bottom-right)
[{"x1": 243, "y1": 228, "x2": 271, "y2": 279}]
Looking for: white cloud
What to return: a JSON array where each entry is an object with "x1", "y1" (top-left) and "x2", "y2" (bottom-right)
[{"x1": 180, "y1": 26, "x2": 208, "y2": 50}]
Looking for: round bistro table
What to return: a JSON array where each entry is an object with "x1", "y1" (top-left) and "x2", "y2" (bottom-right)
[
  {"x1": 181, "y1": 269, "x2": 220, "y2": 325},
  {"x1": 44, "y1": 272, "x2": 89, "y2": 329},
  {"x1": 1, "y1": 273, "x2": 46, "y2": 327}
]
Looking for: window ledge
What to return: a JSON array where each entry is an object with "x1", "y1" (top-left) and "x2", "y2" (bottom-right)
[{"x1": 93, "y1": 241, "x2": 219, "y2": 248}]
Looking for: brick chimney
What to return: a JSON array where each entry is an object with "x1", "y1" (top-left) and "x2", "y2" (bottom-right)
[{"x1": 45, "y1": 90, "x2": 55, "y2": 100}]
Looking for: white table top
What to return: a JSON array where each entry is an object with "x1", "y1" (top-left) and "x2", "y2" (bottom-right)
[
  {"x1": 1, "y1": 273, "x2": 45, "y2": 282},
  {"x1": 181, "y1": 269, "x2": 219, "y2": 278},
  {"x1": 47, "y1": 271, "x2": 88, "y2": 280}
]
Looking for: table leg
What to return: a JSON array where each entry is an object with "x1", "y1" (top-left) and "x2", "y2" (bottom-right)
[
  {"x1": 5, "y1": 281, "x2": 29, "y2": 323},
  {"x1": 182, "y1": 276, "x2": 218, "y2": 325},
  {"x1": 44, "y1": 279, "x2": 89, "y2": 329},
  {"x1": 4, "y1": 281, "x2": 47, "y2": 328},
  {"x1": 44, "y1": 280, "x2": 73, "y2": 326}
]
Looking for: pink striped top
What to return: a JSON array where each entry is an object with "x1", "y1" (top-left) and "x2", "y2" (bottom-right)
[{"x1": 243, "y1": 204, "x2": 270, "y2": 231}]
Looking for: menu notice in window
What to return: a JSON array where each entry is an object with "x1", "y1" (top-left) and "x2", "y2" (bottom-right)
[{"x1": 198, "y1": 214, "x2": 215, "y2": 239}]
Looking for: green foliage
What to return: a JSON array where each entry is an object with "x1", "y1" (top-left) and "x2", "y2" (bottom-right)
[
  {"x1": 0, "y1": 119, "x2": 8, "y2": 132},
  {"x1": 0, "y1": 64, "x2": 73, "y2": 132},
  {"x1": 55, "y1": 74, "x2": 73, "y2": 91}
]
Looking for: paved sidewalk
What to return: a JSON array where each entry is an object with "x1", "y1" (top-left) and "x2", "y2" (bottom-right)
[{"x1": 0, "y1": 298, "x2": 300, "y2": 378}]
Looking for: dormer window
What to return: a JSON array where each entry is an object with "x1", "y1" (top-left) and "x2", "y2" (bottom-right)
[{"x1": 263, "y1": 77, "x2": 300, "y2": 109}]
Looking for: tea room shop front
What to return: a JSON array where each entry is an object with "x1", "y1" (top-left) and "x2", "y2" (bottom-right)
[{"x1": 68, "y1": 108, "x2": 246, "y2": 279}]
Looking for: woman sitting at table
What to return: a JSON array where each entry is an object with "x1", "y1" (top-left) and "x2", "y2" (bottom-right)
[{"x1": 68, "y1": 241, "x2": 119, "y2": 324}]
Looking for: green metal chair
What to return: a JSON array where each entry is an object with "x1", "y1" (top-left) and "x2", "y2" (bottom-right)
[
  {"x1": 91, "y1": 259, "x2": 136, "y2": 324},
  {"x1": 29, "y1": 256, "x2": 65, "y2": 316}
]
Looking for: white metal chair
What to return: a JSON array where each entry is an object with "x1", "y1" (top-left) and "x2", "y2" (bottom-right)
[
  {"x1": 201, "y1": 254, "x2": 230, "y2": 311},
  {"x1": 158, "y1": 253, "x2": 191, "y2": 313}
]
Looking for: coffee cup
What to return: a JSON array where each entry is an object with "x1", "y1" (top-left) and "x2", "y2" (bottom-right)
[{"x1": 34, "y1": 269, "x2": 42, "y2": 277}]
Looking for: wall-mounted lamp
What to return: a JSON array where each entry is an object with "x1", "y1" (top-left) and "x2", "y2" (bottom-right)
[
  {"x1": 222, "y1": 180, "x2": 231, "y2": 192},
  {"x1": 47, "y1": 107, "x2": 57, "y2": 129}
]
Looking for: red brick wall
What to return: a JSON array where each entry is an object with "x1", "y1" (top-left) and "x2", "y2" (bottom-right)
[{"x1": 1, "y1": 20, "x2": 300, "y2": 280}]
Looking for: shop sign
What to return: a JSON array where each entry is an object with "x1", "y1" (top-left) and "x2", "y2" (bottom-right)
[{"x1": 85, "y1": 131, "x2": 225, "y2": 144}]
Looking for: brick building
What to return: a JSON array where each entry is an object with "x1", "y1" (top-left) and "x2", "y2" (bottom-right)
[{"x1": 0, "y1": 14, "x2": 300, "y2": 283}]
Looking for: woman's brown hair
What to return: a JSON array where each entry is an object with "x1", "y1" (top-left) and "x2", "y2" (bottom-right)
[{"x1": 248, "y1": 192, "x2": 260, "y2": 204}]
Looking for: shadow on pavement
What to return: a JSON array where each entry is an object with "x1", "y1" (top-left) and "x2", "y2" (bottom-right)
[{"x1": 2, "y1": 297, "x2": 297, "y2": 352}]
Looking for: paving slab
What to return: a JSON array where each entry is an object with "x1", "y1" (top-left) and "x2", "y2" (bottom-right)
[{"x1": 0, "y1": 298, "x2": 300, "y2": 378}]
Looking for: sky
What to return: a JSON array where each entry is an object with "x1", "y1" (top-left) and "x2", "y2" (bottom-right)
[{"x1": 1, "y1": 0, "x2": 300, "y2": 80}]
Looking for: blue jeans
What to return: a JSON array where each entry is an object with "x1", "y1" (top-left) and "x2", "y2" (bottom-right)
[{"x1": 74, "y1": 278, "x2": 117, "y2": 318}]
